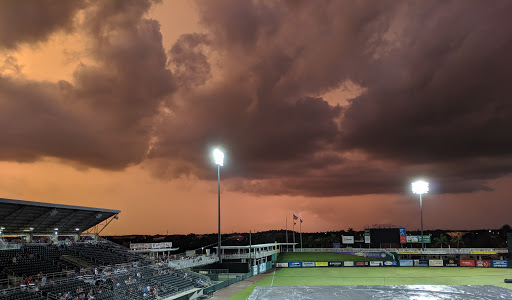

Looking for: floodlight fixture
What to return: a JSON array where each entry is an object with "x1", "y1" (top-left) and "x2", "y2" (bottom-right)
[
  {"x1": 412, "y1": 180, "x2": 429, "y2": 251},
  {"x1": 212, "y1": 147, "x2": 225, "y2": 263},
  {"x1": 213, "y1": 148, "x2": 224, "y2": 166},
  {"x1": 54, "y1": 228, "x2": 58, "y2": 231},
  {"x1": 30, "y1": 227, "x2": 34, "y2": 231},
  {"x1": 75, "y1": 228, "x2": 80, "y2": 231},
  {"x1": 412, "y1": 180, "x2": 429, "y2": 195}
]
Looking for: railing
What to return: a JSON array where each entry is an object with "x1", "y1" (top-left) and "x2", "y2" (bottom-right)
[
  {"x1": 222, "y1": 250, "x2": 277, "y2": 259},
  {"x1": 396, "y1": 248, "x2": 505, "y2": 254},
  {"x1": 290, "y1": 247, "x2": 508, "y2": 254},
  {"x1": 168, "y1": 256, "x2": 218, "y2": 270}
]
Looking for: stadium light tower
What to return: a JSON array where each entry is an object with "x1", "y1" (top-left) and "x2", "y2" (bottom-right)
[
  {"x1": 412, "y1": 180, "x2": 429, "y2": 251},
  {"x1": 213, "y1": 148, "x2": 224, "y2": 263}
]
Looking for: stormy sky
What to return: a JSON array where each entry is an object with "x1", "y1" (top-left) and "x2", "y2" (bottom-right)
[{"x1": 1, "y1": 0, "x2": 512, "y2": 235}]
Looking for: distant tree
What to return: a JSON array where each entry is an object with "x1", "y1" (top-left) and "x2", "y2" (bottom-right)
[
  {"x1": 501, "y1": 224, "x2": 511, "y2": 234},
  {"x1": 304, "y1": 236, "x2": 314, "y2": 248},
  {"x1": 328, "y1": 233, "x2": 339, "y2": 245},
  {"x1": 433, "y1": 234, "x2": 449, "y2": 248},
  {"x1": 450, "y1": 235, "x2": 464, "y2": 248}
]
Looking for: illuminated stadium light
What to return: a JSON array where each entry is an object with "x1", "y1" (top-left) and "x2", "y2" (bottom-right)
[
  {"x1": 212, "y1": 147, "x2": 225, "y2": 263},
  {"x1": 412, "y1": 180, "x2": 429, "y2": 251},
  {"x1": 213, "y1": 148, "x2": 224, "y2": 166},
  {"x1": 412, "y1": 180, "x2": 429, "y2": 194},
  {"x1": 30, "y1": 227, "x2": 34, "y2": 231},
  {"x1": 54, "y1": 228, "x2": 58, "y2": 231},
  {"x1": 76, "y1": 228, "x2": 80, "y2": 231}
]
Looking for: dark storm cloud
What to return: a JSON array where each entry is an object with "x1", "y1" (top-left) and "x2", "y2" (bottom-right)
[
  {"x1": 2, "y1": 0, "x2": 512, "y2": 197},
  {"x1": 149, "y1": 0, "x2": 512, "y2": 196},
  {"x1": 169, "y1": 33, "x2": 211, "y2": 89},
  {"x1": 0, "y1": 0, "x2": 174, "y2": 168},
  {"x1": 0, "y1": 0, "x2": 84, "y2": 49}
]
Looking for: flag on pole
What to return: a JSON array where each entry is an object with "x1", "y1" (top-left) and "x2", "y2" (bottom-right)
[
  {"x1": 293, "y1": 214, "x2": 298, "y2": 220},
  {"x1": 300, "y1": 218, "x2": 303, "y2": 223}
]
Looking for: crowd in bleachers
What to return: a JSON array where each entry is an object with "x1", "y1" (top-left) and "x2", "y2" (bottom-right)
[{"x1": 0, "y1": 241, "x2": 214, "y2": 300}]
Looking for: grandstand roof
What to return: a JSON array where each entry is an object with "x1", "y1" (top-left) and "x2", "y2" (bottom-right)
[{"x1": 0, "y1": 198, "x2": 120, "y2": 235}]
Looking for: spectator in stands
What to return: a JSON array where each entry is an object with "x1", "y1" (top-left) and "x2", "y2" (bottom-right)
[{"x1": 42, "y1": 275, "x2": 47, "y2": 286}]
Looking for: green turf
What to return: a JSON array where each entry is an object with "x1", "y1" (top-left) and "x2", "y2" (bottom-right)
[
  {"x1": 228, "y1": 267, "x2": 512, "y2": 300},
  {"x1": 276, "y1": 252, "x2": 381, "y2": 262}
]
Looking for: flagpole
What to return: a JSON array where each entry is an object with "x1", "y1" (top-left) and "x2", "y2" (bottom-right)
[
  {"x1": 285, "y1": 216, "x2": 288, "y2": 252},
  {"x1": 300, "y1": 218, "x2": 303, "y2": 251},
  {"x1": 292, "y1": 214, "x2": 295, "y2": 253}
]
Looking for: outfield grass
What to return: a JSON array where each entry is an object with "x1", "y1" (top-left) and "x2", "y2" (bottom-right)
[
  {"x1": 276, "y1": 252, "x2": 381, "y2": 262},
  {"x1": 228, "y1": 267, "x2": 512, "y2": 300}
]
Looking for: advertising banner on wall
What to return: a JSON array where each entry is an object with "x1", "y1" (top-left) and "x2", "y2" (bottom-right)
[
  {"x1": 333, "y1": 242, "x2": 341, "y2": 248},
  {"x1": 276, "y1": 263, "x2": 288, "y2": 268},
  {"x1": 289, "y1": 262, "x2": 302, "y2": 268},
  {"x1": 471, "y1": 250, "x2": 496, "y2": 255},
  {"x1": 355, "y1": 261, "x2": 369, "y2": 267},
  {"x1": 315, "y1": 262, "x2": 328, "y2": 267},
  {"x1": 476, "y1": 260, "x2": 492, "y2": 267},
  {"x1": 400, "y1": 236, "x2": 406, "y2": 244},
  {"x1": 428, "y1": 260, "x2": 444, "y2": 267},
  {"x1": 344, "y1": 261, "x2": 354, "y2": 267},
  {"x1": 364, "y1": 230, "x2": 371, "y2": 244},
  {"x1": 342, "y1": 236, "x2": 354, "y2": 244},
  {"x1": 253, "y1": 265, "x2": 258, "y2": 275},
  {"x1": 130, "y1": 242, "x2": 173, "y2": 250},
  {"x1": 302, "y1": 262, "x2": 315, "y2": 267},
  {"x1": 259, "y1": 263, "x2": 266, "y2": 273},
  {"x1": 406, "y1": 235, "x2": 431, "y2": 243},
  {"x1": 414, "y1": 259, "x2": 429, "y2": 267},
  {"x1": 444, "y1": 259, "x2": 459, "y2": 267},
  {"x1": 328, "y1": 262, "x2": 343, "y2": 267},
  {"x1": 399, "y1": 251, "x2": 420, "y2": 255},
  {"x1": 460, "y1": 260, "x2": 476, "y2": 267},
  {"x1": 492, "y1": 260, "x2": 508, "y2": 268},
  {"x1": 422, "y1": 250, "x2": 447, "y2": 255},
  {"x1": 399, "y1": 228, "x2": 406, "y2": 236},
  {"x1": 370, "y1": 261, "x2": 383, "y2": 267},
  {"x1": 399, "y1": 260, "x2": 413, "y2": 266},
  {"x1": 384, "y1": 261, "x2": 398, "y2": 266}
]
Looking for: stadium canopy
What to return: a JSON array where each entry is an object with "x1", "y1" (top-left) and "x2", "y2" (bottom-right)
[{"x1": 0, "y1": 198, "x2": 120, "y2": 235}]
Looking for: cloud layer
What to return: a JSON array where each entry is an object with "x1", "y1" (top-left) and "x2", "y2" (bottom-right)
[{"x1": 2, "y1": 0, "x2": 512, "y2": 197}]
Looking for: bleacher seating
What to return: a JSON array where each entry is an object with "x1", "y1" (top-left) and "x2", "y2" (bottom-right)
[
  {"x1": 0, "y1": 288, "x2": 45, "y2": 300},
  {"x1": 1, "y1": 241, "x2": 211, "y2": 299},
  {"x1": 40, "y1": 278, "x2": 114, "y2": 299}
]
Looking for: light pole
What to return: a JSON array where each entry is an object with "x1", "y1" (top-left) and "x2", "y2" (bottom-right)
[
  {"x1": 213, "y1": 148, "x2": 224, "y2": 263},
  {"x1": 412, "y1": 180, "x2": 429, "y2": 251}
]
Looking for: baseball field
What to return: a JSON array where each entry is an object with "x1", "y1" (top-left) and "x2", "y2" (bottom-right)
[{"x1": 228, "y1": 266, "x2": 512, "y2": 299}]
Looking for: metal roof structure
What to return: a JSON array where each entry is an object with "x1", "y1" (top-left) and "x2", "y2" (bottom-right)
[{"x1": 0, "y1": 198, "x2": 120, "y2": 235}]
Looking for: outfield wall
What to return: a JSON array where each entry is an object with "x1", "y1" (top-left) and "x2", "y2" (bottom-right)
[{"x1": 276, "y1": 259, "x2": 509, "y2": 268}]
